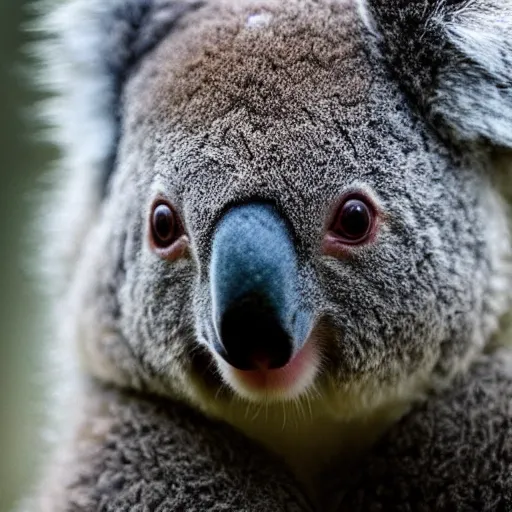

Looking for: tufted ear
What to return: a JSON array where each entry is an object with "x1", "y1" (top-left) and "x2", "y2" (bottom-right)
[
  {"x1": 36, "y1": 0, "x2": 204, "y2": 293},
  {"x1": 39, "y1": 0, "x2": 203, "y2": 196},
  {"x1": 360, "y1": 0, "x2": 512, "y2": 148}
]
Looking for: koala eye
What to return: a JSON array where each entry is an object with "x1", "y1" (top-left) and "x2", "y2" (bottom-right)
[
  {"x1": 323, "y1": 193, "x2": 379, "y2": 259},
  {"x1": 331, "y1": 198, "x2": 373, "y2": 244},
  {"x1": 149, "y1": 200, "x2": 188, "y2": 260},
  {"x1": 152, "y1": 203, "x2": 177, "y2": 246}
]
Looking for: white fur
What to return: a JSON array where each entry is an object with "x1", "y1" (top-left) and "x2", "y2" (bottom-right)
[
  {"x1": 355, "y1": 0, "x2": 379, "y2": 38},
  {"x1": 245, "y1": 12, "x2": 273, "y2": 29},
  {"x1": 36, "y1": 0, "x2": 117, "y2": 294},
  {"x1": 29, "y1": 0, "x2": 119, "y2": 494},
  {"x1": 440, "y1": 0, "x2": 512, "y2": 146}
]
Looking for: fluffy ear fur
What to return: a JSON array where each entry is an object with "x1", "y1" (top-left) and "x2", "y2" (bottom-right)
[
  {"x1": 36, "y1": 0, "x2": 203, "y2": 291},
  {"x1": 39, "y1": 0, "x2": 203, "y2": 196},
  {"x1": 360, "y1": 0, "x2": 512, "y2": 148}
]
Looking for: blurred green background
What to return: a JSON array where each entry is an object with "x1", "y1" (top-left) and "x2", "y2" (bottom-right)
[{"x1": 0, "y1": 1, "x2": 53, "y2": 510}]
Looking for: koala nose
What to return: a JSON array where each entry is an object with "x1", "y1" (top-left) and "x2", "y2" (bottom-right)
[
  {"x1": 219, "y1": 293, "x2": 293, "y2": 370},
  {"x1": 210, "y1": 203, "x2": 310, "y2": 371}
]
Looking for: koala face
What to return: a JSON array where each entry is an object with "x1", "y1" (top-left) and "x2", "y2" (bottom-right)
[{"x1": 54, "y1": 0, "x2": 512, "y2": 426}]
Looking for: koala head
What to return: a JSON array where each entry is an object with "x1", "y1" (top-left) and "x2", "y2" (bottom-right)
[{"x1": 43, "y1": 0, "x2": 512, "y2": 427}]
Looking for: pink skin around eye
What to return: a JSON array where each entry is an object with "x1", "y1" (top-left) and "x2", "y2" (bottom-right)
[
  {"x1": 322, "y1": 230, "x2": 376, "y2": 258},
  {"x1": 154, "y1": 235, "x2": 190, "y2": 261}
]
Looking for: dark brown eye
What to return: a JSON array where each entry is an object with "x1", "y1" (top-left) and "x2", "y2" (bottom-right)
[
  {"x1": 151, "y1": 203, "x2": 178, "y2": 247},
  {"x1": 149, "y1": 200, "x2": 189, "y2": 261},
  {"x1": 331, "y1": 197, "x2": 373, "y2": 244}
]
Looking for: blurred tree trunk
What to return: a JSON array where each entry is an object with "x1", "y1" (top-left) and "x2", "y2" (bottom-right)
[{"x1": 0, "y1": 2, "x2": 54, "y2": 511}]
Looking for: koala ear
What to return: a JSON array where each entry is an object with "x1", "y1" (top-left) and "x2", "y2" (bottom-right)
[
  {"x1": 40, "y1": 0, "x2": 203, "y2": 197},
  {"x1": 360, "y1": 0, "x2": 512, "y2": 148},
  {"x1": 37, "y1": 0, "x2": 203, "y2": 292}
]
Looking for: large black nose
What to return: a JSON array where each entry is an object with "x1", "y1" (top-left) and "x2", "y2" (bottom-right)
[
  {"x1": 210, "y1": 203, "x2": 309, "y2": 372},
  {"x1": 219, "y1": 293, "x2": 293, "y2": 371}
]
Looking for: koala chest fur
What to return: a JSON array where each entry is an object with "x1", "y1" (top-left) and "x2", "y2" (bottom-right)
[
  {"x1": 38, "y1": 0, "x2": 512, "y2": 504},
  {"x1": 199, "y1": 385, "x2": 416, "y2": 488}
]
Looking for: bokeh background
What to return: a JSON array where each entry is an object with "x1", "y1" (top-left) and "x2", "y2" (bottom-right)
[{"x1": 0, "y1": 1, "x2": 53, "y2": 510}]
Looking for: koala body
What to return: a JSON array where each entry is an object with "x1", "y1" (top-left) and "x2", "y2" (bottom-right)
[{"x1": 28, "y1": 0, "x2": 512, "y2": 510}]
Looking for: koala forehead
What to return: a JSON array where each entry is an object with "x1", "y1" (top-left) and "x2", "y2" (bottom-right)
[
  {"x1": 121, "y1": 0, "x2": 453, "y2": 256},
  {"x1": 132, "y1": 0, "x2": 369, "y2": 129}
]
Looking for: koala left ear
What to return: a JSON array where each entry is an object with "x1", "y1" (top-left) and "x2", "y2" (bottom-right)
[
  {"x1": 360, "y1": 0, "x2": 512, "y2": 148},
  {"x1": 40, "y1": 0, "x2": 204, "y2": 198},
  {"x1": 37, "y1": 0, "x2": 205, "y2": 292}
]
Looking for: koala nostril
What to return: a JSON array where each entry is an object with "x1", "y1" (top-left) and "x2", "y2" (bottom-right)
[{"x1": 218, "y1": 294, "x2": 293, "y2": 371}]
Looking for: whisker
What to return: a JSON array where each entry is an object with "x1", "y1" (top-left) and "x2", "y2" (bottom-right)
[
  {"x1": 305, "y1": 390, "x2": 314, "y2": 422},
  {"x1": 251, "y1": 400, "x2": 264, "y2": 421}
]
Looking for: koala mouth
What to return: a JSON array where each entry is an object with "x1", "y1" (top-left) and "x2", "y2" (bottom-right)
[
  {"x1": 214, "y1": 336, "x2": 320, "y2": 402},
  {"x1": 230, "y1": 338, "x2": 318, "y2": 391}
]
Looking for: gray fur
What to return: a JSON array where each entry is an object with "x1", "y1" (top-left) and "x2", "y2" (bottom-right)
[
  {"x1": 28, "y1": 380, "x2": 313, "y2": 512},
  {"x1": 29, "y1": 0, "x2": 512, "y2": 509},
  {"x1": 27, "y1": 351, "x2": 512, "y2": 511},
  {"x1": 328, "y1": 349, "x2": 512, "y2": 511}
]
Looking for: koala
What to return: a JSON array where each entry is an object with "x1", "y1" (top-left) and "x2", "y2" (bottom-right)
[{"x1": 25, "y1": 0, "x2": 512, "y2": 510}]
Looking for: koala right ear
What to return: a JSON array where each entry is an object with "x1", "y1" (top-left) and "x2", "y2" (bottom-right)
[
  {"x1": 359, "y1": 0, "x2": 512, "y2": 149},
  {"x1": 39, "y1": 0, "x2": 204, "y2": 198}
]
